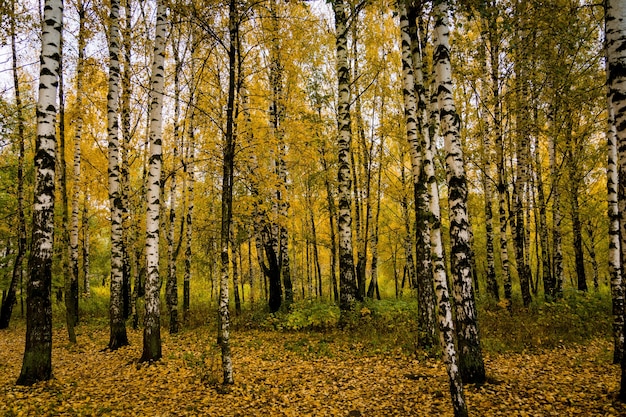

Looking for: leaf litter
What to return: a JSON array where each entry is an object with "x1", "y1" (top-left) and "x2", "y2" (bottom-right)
[{"x1": 1, "y1": 325, "x2": 625, "y2": 416}]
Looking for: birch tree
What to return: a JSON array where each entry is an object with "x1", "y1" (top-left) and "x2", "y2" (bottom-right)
[
  {"x1": 333, "y1": 0, "x2": 359, "y2": 314},
  {"x1": 107, "y1": 0, "x2": 129, "y2": 351},
  {"x1": 605, "y1": 0, "x2": 626, "y2": 399},
  {"x1": 433, "y1": 0, "x2": 485, "y2": 384},
  {"x1": 166, "y1": 26, "x2": 183, "y2": 334},
  {"x1": 183, "y1": 38, "x2": 197, "y2": 322},
  {"x1": 82, "y1": 195, "x2": 90, "y2": 296},
  {"x1": 17, "y1": 0, "x2": 63, "y2": 386},
  {"x1": 55, "y1": 5, "x2": 76, "y2": 342},
  {"x1": 407, "y1": 1, "x2": 437, "y2": 348},
  {"x1": 141, "y1": 0, "x2": 167, "y2": 363},
  {"x1": 399, "y1": 2, "x2": 467, "y2": 415},
  {"x1": 268, "y1": 0, "x2": 293, "y2": 308},
  {"x1": 549, "y1": 102, "x2": 564, "y2": 298},
  {"x1": 120, "y1": 0, "x2": 133, "y2": 322},
  {"x1": 68, "y1": 0, "x2": 86, "y2": 337},
  {"x1": 609, "y1": 99, "x2": 623, "y2": 363},
  {"x1": 217, "y1": 0, "x2": 238, "y2": 385}
]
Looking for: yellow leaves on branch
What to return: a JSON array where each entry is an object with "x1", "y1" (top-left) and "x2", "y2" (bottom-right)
[{"x1": 0, "y1": 326, "x2": 625, "y2": 416}]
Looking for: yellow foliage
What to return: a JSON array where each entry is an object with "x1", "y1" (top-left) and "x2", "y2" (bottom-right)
[{"x1": 0, "y1": 326, "x2": 623, "y2": 416}]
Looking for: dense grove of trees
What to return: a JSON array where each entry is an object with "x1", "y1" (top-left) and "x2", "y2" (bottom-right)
[{"x1": 0, "y1": 0, "x2": 624, "y2": 414}]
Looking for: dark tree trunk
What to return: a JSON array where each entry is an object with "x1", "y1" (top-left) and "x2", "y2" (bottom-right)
[
  {"x1": 572, "y1": 195, "x2": 587, "y2": 292},
  {"x1": 321, "y1": 146, "x2": 339, "y2": 303},
  {"x1": 231, "y1": 228, "x2": 241, "y2": 315}
]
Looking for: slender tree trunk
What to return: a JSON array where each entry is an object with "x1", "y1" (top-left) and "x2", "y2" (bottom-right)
[
  {"x1": 400, "y1": 157, "x2": 417, "y2": 290},
  {"x1": 231, "y1": 227, "x2": 241, "y2": 315},
  {"x1": 321, "y1": 145, "x2": 339, "y2": 303},
  {"x1": 566, "y1": 127, "x2": 587, "y2": 292},
  {"x1": 132, "y1": 111, "x2": 150, "y2": 330},
  {"x1": 408, "y1": 2, "x2": 438, "y2": 347},
  {"x1": 482, "y1": 168, "x2": 498, "y2": 301},
  {"x1": 17, "y1": 0, "x2": 62, "y2": 386},
  {"x1": 267, "y1": 0, "x2": 292, "y2": 308},
  {"x1": 217, "y1": 0, "x2": 237, "y2": 385},
  {"x1": 248, "y1": 237, "x2": 254, "y2": 306},
  {"x1": 585, "y1": 221, "x2": 599, "y2": 291},
  {"x1": 513, "y1": 163, "x2": 532, "y2": 306},
  {"x1": 120, "y1": 0, "x2": 133, "y2": 322},
  {"x1": 244, "y1": 88, "x2": 281, "y2": 314},
  {"x1": 477, "y1": 84, "x2": 498, "y2": 301},
  {"x1": 183, "y1": 63, "x2": 196, "y2": 322},
  {"x1": 333, "y1": 0, "x2": 358, "y2": 314},
  {"x1": 433, "y1": 0, "x2": 485, "y2": 384},
  {"x1": 549, "y1": 116, "x2": 564, "y2": 299},
  {"x1": 486, "y1": 3, "x2": 513, "y2": 307},
  {"x1": 350, "y1": 5, "x2": 371, "y2": 301},
  {"x1": 534, "y1": 135, "x2": 553, "y2": 300},
  {"x1": 239, "y1": 245, "x2": 245, "y2": 305},
  {"x1": 122, "y1": 0, "x2": 135, "y2": 326},
  {"x1": 477, "y1": 15, "x2": 499, "y2": 301},
  {"x1": 513, "y1": 0, "x2": 534, "y2": 308},
  {"x1": 107, "y1": 0, "x2": 129, "y2": 351},
  {"x1": 55, "y1": 14, "x2": 76, "y2": 343},
  {"x1": 0, "y1": 0, "x2": 27, "y2": 330},
  {"x1": 67, "y1": 0, "x2": 86, "y2": 337},
  {"x1": 166, "y1": 32, "x2": 182, "y2": 334},
  {"x1": 140, "y1": 0, "x2": 167, "y2": 363},
  {"x1": 307, "y1": 179, "x2": 323, "y2": 299},
  {"x1": 399, "y1": 2, "x2": 423, "y2": 296},
  {"x1": 82, "y1": 195, "x2": 90, "y2": 296},
  {"x1": 571, "y1": 184, "x2": 587, "y2": 292},
  {"x1": 367, "y1": 119, "x2": 384, "y2": 300}
]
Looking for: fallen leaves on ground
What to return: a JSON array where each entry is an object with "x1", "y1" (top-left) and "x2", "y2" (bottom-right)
[{"x1": 1, "y1": 325, "x2": 625, "y2": 416}]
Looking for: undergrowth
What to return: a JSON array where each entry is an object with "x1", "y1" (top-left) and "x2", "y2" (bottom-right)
[{"x1": 41, "y1": 285, "x2": 612, "y2": 356}]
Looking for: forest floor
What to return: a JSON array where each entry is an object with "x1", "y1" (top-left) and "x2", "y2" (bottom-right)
[{"x1": 1, "y1": 323, "x2": 625, "y2": 416}]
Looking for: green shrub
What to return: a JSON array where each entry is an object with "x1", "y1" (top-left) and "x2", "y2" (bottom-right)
[{"x1": 283, "y1": 300, "x2": 340, "y2": 331}]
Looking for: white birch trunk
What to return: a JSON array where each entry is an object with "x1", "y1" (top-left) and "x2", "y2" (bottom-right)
[
  {"x1": 166, "y1": 32, "x2": 181, "y2": 334},
  {"x1": 107, "y1": 0, "x2": 128, "y2": 351},
  {"x1": 433, "y1": 0, "x2": 485, "y2": 384},
  {"x1": 183, "y1": 51, "x2": 196, "y2": 321},
  {"x1": 407, "y1": 1, "x2": 438, "y2": 347},
  {"x1": 609, "y1": 101, "x2": 624, "y2": 364},
  {"x1": 333, "y1": 0, "x2": 358, "y2": 313},
  {"x1": 549, "y1": 121, "x2": 564, "y2": 298},
  {"x1": 399, "y1": 2, "x2": 467, "y2": 415},
  {"x1": 605, "y1": 0, "x2": 626, "y2": 393},
  {"x1": 141, "y1": 0, "x2": 167, "y2": 363},
  {"x1": 82, "y1": 194, "x2": 90, "y2": 296},
  {"x1": 69, "y1": 0, "x2": 85, "y2": 322},
  {"x1": 17, "y1": 0, "x2": 62, "y2": 386},
  {"x1": 217, "y1": 0, "x2": 237, "y2": 385}
]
